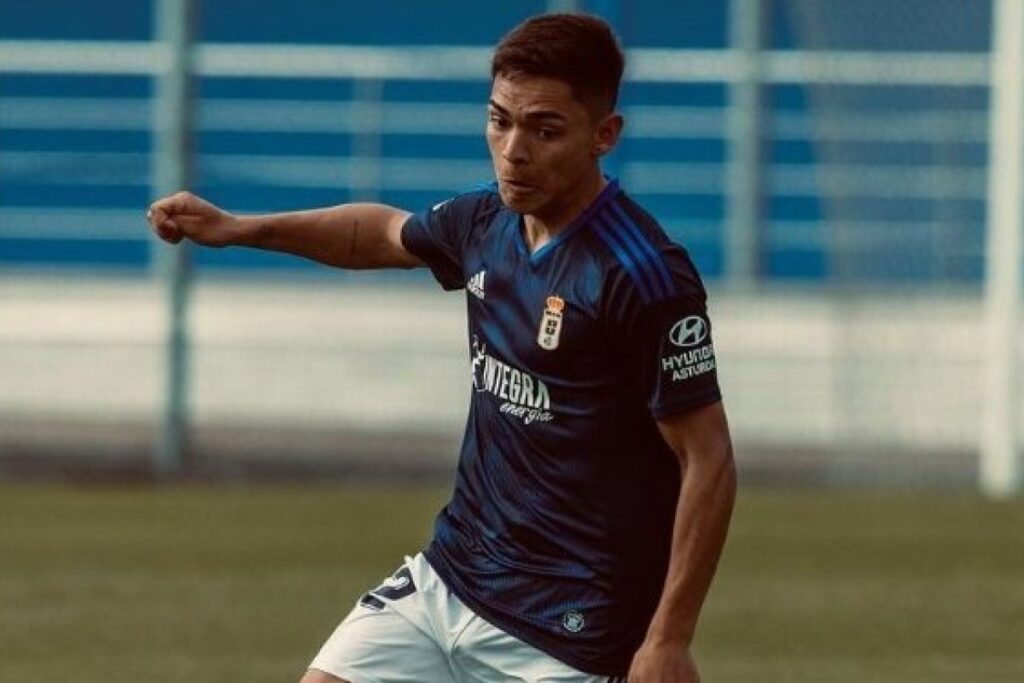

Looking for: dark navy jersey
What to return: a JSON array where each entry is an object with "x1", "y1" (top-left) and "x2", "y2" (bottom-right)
[{"x1": 401, "y1": 179, "x2": 722, "y2": 676}]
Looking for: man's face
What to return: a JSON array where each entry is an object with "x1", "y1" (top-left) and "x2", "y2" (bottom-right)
[{"x1": 486, "y1": 74, "x2": 615, "y2": 220}]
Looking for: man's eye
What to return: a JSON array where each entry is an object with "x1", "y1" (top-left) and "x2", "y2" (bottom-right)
[
  {"x1": 489, "y1": 114, "x2": 509, "y2": 128},
  {"x1": 538, "y1": 128, "x2": 560, "y2": 140}
]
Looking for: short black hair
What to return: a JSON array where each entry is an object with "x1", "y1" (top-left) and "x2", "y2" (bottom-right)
[{"x1": 491, "y1": 13, "x2": 625, "y2": 116}]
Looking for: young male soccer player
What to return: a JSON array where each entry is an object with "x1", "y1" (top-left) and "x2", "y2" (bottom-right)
[{"x1": 147, "y1": 13, "x2": 736, "y2": 683}]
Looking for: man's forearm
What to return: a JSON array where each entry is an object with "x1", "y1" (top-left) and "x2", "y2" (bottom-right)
[
  {"x1": 645, "y1": 442, "x2": 736, "y2": 647},
  {"x1": 236, "y1": 203, "x2": 416, "y2": 269}
]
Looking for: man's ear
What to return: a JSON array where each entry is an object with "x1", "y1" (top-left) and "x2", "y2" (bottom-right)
[{"x1": 592, "y1": 112, "x2": 624, "y2": 158}]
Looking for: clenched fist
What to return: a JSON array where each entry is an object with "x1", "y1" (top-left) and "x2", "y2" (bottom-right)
[{"x1": 146, "y1": 191, "x2": 243, "y2": 248}]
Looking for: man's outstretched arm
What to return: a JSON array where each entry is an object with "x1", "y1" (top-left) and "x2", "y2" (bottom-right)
[
  {"x1": 628, "y1": 400, "x2": 737, "y2": 683},
  {"x1": 146, "y1": 191, "x2": 423, "y2": 270}
]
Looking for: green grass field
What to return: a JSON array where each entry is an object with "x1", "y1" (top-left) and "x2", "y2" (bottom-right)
[{"x1": 1, "y1": 484, "x2": 1022, "y2": 682}]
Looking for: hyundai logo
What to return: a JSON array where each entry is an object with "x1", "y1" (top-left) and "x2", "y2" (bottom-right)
[{"x1": 669, "y1": 316, "x2": 708, "y2": 347}]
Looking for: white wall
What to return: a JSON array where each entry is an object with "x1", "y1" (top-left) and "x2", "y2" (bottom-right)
[{"x1": 0, "y1": 276, "x2": 1012, "y2": 480}]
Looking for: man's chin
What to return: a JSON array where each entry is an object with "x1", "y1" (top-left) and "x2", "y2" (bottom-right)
[{"x1": 498, "y1": 186, "x2": 543, "y2": 215}]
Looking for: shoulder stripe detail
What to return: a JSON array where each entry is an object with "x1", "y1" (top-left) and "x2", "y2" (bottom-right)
[
  {"x1": 607, "y1": 200, "x2": 677, "y2": 298},
  {"x1": 593, "y1": 214, "x2": 655, "y2": 304},
  {"x1": 597, "y1": 206, "x2": 671, "y2": 301}
]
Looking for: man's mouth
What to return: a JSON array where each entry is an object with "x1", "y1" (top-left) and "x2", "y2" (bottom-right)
[{"x1": 502, "y1": 178, "x2": 535, "y2": 190}]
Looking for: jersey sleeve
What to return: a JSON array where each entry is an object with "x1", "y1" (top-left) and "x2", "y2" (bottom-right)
[
  {"x1": 400, "y1": 188, "x2": 497, "y2": 291},
  {"x1": 607, "y1": 245, "x2": 722, "y2": 419}
]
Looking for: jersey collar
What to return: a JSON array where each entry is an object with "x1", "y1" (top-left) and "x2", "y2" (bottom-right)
[{"x1": 515, "y1": 177, "x2": 621, "y2": 266}]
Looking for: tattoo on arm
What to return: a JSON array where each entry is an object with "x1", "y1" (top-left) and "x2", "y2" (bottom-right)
[
  {"x1": 348, "y1": 218, "x2": 360, "y2": 259},
  {"x1": 255, "y1": 220, "x2": 273, "y2": 246}
]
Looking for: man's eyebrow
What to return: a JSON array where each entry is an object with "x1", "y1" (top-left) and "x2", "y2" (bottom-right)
[
  {"x1": 488, "y1": 100, "x2": 568, "y2": 123},
  {"x1": 488, "y1": 99, "x2": 511, "y2": 116}
]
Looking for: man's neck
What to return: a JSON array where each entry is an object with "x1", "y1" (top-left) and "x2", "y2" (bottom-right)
[{"x1": 523, "y1": 171, "x2": 607, "y2": 254}]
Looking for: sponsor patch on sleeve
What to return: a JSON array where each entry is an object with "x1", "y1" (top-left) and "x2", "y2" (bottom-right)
[{"x1": 661, "y1": 314, "x2": 716, "y2": 382}]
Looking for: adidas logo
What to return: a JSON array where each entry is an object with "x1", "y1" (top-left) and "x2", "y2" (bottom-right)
[{"x1": 467, "y1": 270, "x2": 486, "y2": 300}]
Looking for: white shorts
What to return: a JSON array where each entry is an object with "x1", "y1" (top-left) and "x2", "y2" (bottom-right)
[{"x1": 309, "y1": 553, "x2": 621, "y2": 683}]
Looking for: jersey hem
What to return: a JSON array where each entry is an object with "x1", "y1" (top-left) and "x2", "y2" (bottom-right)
[{"x1": 422, "y1": 546, "x2": 629, "y2": 677}]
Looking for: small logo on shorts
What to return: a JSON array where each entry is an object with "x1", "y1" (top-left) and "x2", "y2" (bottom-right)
[
  {"x1": 383, "y1": 573, "x2": 410, "y2": 590},
  {"x1": 562, "y1": 609, "x2": 585, "y2": 633}
]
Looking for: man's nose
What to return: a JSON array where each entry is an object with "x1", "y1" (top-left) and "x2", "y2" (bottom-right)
[{"x1": 502, "y1": 127, "x2": 529, "y2": 165}]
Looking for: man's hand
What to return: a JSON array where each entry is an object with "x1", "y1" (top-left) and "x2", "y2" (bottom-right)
[
  {"x1": 147, "y1": 191, "x2": 242, "y2": 247},
  {"x1": 627, "y1": 641, "x2": 700, "y2": 682}
]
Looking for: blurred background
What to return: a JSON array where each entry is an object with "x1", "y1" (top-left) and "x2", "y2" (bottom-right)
[
  {"x1": 1, "y1": 1, "x2": 1023, "y2": 681},
  {"x1": 1, "y1": 0, "x2": 1020, "y2": 489},
  {"x1": 2, "y1": 0, "x2": 1020, "y2": 490}
]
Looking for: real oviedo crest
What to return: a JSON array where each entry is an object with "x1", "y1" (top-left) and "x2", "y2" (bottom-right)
[{"x1": 537, "y1": 295, "x2": 564, "y2": 351}]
